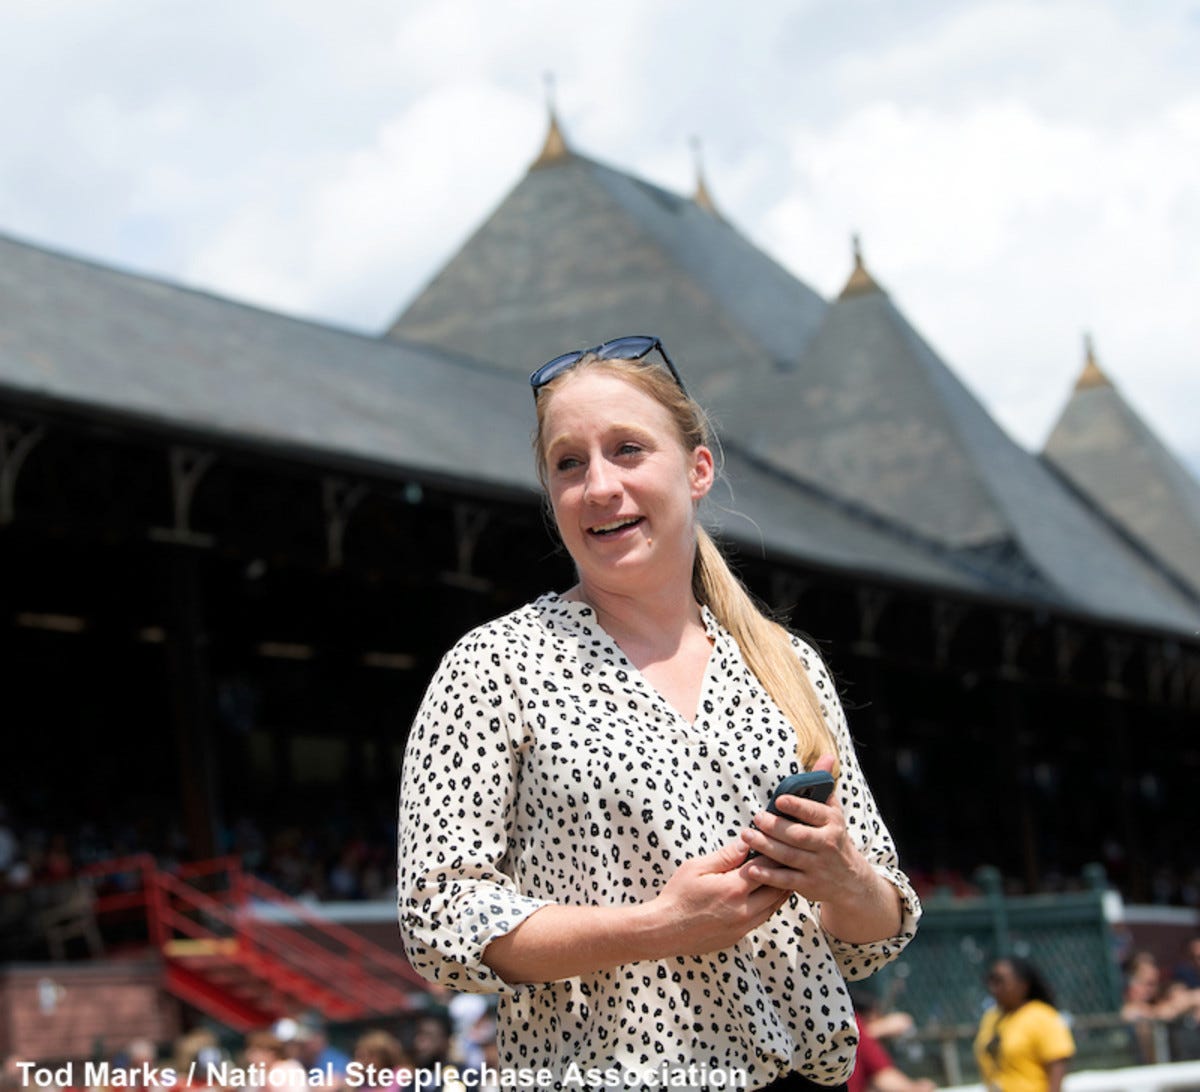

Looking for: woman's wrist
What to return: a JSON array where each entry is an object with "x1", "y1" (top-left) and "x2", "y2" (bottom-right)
[
  {"x1": 625, "y1": 897, "x2": 671, "y2": 962},
  {"x1": 819, "y1": 857, "x2": 903, "y2": 943}
]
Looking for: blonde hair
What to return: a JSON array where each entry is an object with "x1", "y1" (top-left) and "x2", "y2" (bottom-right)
[{"x1": 532, "y1": 353, "x2": 839, "y2": 771}]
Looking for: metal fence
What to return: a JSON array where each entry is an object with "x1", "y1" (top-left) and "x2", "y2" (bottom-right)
[{"x1": 866, "y1": 865, "x2": 1124, "y2": 1029}]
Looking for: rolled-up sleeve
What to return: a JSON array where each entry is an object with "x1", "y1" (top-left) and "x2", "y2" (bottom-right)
[
  {"x1": 397, "y1": 635, "x2": 552, "y2": 993},
  {"x1": 793, "y1": 638, "x2": 922, "y2": 978}
]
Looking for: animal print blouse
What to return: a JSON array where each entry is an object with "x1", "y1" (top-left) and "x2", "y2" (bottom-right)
[{"x1": 398, "y1": 593, "x2": 919, "y2": 1088}]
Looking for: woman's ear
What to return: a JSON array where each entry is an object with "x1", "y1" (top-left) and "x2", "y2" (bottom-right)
[{"x1": 690, "y1": 446, "x2": 715, "y2": 500}]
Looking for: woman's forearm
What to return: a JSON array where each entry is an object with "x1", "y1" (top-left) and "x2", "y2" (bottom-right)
[
  {"x1": 816, "y1": 858, "x2": 904, "y2": 944},
  {"x1": 483, "y1": 902, "x2": 659, "y2": 984}
]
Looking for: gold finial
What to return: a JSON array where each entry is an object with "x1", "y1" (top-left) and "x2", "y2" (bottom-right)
[
  {"x1": 690, "y1": 136, "x2": 721, "y2": 217},
  {"x1": 839, "y1": 233, "x2": 882, "y2": 298},
  {"x1": 1075, "y1": 332, "x2": 1112, "y2": 391},
  {"x1": 530, "y1": 72, "x2": 570, "y2": 169}
]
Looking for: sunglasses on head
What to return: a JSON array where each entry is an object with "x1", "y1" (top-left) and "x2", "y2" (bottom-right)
[{"x1": 529, "y1": 335, "x2": 687, "y2": 398}]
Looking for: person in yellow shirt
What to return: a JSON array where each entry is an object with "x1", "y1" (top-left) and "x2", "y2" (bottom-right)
[{"x1": 974, "y1": 957, "x2": 1075, "y2": 1092}]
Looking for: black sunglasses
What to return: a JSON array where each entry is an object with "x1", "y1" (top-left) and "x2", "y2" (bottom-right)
[{"x1": 529, "y1": 335, "x2": 687, "y2": 398}]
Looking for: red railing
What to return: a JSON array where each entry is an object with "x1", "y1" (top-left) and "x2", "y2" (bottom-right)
[{"x1": 77, "y1": 854, "x2": 422, "y2": 1027}]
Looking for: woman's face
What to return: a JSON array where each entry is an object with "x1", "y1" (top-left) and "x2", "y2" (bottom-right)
[
  {"x1": 540, "y1": 370, "x2": 713, "y2": 595},
  {"x1": 987, "y1": 960, "x2": 1028, "y2": 1011}
]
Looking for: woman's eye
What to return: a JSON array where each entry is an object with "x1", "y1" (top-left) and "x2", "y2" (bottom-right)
[
  {"x1": 617, "y1": 443, "x2": 642, "y2": 456},
  {"x1": 555, "y1": 456, "x2": 581, "y2": 472}
]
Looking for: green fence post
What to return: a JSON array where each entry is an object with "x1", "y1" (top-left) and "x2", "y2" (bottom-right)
[
  {"x1": 976, "y1": 865, "x2": 1009, "y2": 957},
  {"x1": 1083, "y1": 862, "x2": 1123, "y2": 1011}
]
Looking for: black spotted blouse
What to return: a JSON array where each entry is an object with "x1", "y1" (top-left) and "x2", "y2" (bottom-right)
[{"x1": 398, "y1": 593, "x2": 919, "y2": 1088}]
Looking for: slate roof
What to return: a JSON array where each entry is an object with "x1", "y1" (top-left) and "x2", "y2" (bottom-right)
[
  {"x1": 383, "y1": 122, "x2": 1199, "y2": 634},
  {"x1": 702, "y1": 254, "x2": 1200, "y2": 633},
  {"x1": 386, "y1": 141, "x2": 827, "y2": 419},
  {"x1": 3, "y1": 120, "x2": 1198, "y2": 635},
  {"x1": 0, "y1": 231, "x2": 539, "y2": 496},
  {"x1": 0, "y1": 229, "x2": 990, "y2": 597},
  {"x1": 1043, "y1": 344, "x2": 1200, "y2": 596},
  {"x1": 710, "y1": 443, "x2": 1046, "y2": 598}
]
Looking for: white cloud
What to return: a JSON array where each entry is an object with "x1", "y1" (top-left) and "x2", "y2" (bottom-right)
[
  {"x1": 0, "y1": 0, "x2": 1195, "y2": 473},
  {"x1": 185, "y1": 82, "x2": 540, "y2": 328},
  {"x1": 754, "y1": 90, "x2": 1200, "y2": 460}
]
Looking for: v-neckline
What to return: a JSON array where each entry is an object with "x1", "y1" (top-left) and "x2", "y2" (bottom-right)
[{"x1": 553, "y1": 593, "x2": 719, "y2": 728}]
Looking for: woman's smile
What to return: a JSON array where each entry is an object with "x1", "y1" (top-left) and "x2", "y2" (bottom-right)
[{"x1": 588, "y1": 515, "x2": 644, "y2": 536}]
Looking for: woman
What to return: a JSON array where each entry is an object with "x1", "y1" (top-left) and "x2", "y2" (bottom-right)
[
  {"x1": 974, "y1": 958, "x2": 1075, "y2": 1092},
  {"x1": 1121, "y1": 951, "x2": 1168, "y2": 1063},
  {"x1": 398, "y1": 337, "x2": 920, "y2": 1090},
  {"x1": 344, "y1": 1030, "x2": 411, "y2": 1091}
]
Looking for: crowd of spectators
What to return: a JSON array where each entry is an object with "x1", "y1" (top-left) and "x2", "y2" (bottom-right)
[
  {"x1": 0, "y1": 803, "x2": 397, "y2": 904},
  {"x1": 1, "y1": 1003, "x2": 498, "y2": 1092},
  {"x1": 0, "y1": 990, "x2": 957, "y2": 1091},
  {"x1": 7, "y1": 799, "x2": 1200, "y2": 912}
]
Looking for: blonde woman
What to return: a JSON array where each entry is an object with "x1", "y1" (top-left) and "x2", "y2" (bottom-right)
[{"x1": 399, "y1": 337, "x2": 920, "y2": 1090}]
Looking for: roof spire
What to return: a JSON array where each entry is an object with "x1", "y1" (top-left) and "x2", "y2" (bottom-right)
[
  {"x1": 530, "y1": 72, "x2": 571, "y2": 170},
  {"x1": 1075, "y1": 332, "x2": 1112, "y2": 391},
  {"x1": 690, "y1": 136, "x2": 721, "y2": 218},
  {"x1": 839, "y1": 233, "x2": 882, "y2": 298}
]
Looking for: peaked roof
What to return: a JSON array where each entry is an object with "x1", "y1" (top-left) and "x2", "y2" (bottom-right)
[
  {"x1": 0, "y1": 231, "x2": 539, "y2": 496},
  {"x1": 722, "y1": 249, "x2": 1200, "y2": 632},
  {"x1": 1043, "y1": 340, "x2": 1200, "y2": 595},
  {"x1": 4, "y1": 128, "x2": 1198, "y2": 635},
  {"x1": 0, "y1": 229, "x2": 996, "y2": 599},
  {"x1": 385, "y1": 117, "x2": 827, "y2": 420}
]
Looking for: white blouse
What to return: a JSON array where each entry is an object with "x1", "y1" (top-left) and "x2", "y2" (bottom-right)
[{"x1": 398, "y1": 593, "x2": 920, "y2": 1088}]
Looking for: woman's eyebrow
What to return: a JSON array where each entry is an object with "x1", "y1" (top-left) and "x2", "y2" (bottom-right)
[{"x1": 546, "y1": 423, "x2": 656, "y2": 454}]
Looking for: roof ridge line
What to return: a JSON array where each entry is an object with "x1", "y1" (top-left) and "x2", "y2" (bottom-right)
[
  {"x1": 0, "y1": 226, "x2": 398, "y2": 349},
  {"x1": 870, "y1": 291, "x2": 1038, "y2": 547},
  {"x1": 878, "y1": 290, "x2": 1200, "y2": 618},
  {"x1": 719, "y1": 436, "x2": 1051, "y2": 597},
  {"x1": 576, "y1": 157, "x2": 822, "y2": 368},
  {"x1": 0, "y1": 228, "x2": 542, "y2": 398}
]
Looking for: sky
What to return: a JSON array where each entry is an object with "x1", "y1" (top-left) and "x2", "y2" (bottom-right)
[{"x1": 1, "y1": 0, "x2": 1197, "y2": 473}]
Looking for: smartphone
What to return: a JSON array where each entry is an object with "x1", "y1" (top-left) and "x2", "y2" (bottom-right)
[
  {"x1": 765, "y1": 770, "x2": 835, "y2": 815},
  {"x1": 746, "y1": 770, "x2": 835, "y2": 860}
]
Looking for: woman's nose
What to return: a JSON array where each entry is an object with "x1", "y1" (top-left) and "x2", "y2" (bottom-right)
[{"x1": 583, "y1": 460, "x2": 619, "y2": 501}]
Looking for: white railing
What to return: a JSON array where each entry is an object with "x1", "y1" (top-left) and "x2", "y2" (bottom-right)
[{"x1": 942, "y1": 1059, "x2": 1200, "y2": 1092}]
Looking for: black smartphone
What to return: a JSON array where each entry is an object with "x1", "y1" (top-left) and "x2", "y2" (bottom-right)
[{"x1": 746, "y1": 770, "x2": 835, "y2": 860}]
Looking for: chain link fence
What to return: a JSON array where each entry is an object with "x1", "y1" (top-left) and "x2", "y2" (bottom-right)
[{"x1": 860, "y1": 865, "x2": 1133, "y2": 1085}]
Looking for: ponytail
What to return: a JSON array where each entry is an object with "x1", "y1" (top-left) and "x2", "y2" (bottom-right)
[{"x1": 693, "y1": 527, "x2": 840, "y2": 773}]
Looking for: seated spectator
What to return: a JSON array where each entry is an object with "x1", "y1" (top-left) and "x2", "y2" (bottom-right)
[
  {"x1": 347, "y1": 1030, "x2": 410, "y2": 1090},
  {"x1": 1161, "y1": 948, "x2": 1200, "y2": 1063},
  {"x1": 460, "y1": 1022, "x2": 501, "y2": 1092},
  {"x1": 243, "y1": 1032, "x2": 308, "y2": 1092},
  {"x1": 1122, "y1": 952, "x2": 1171, "y2": 1063},
  {"x1": 404, "y1": 1008, "x2": 458, "y2": 1089},
  {"x1": 274, "y1": 1014, "x2": 350, "y2": 1085},
  {"x1": 173, "y1": 1029, "x2": 225, "y2": 1073},
  {"x1": 849, "y1": 987, "x2": 937, "y2": 1092},
  {"x1": 1171, "y1": 937, "x2": 1200, "y2": 991}
]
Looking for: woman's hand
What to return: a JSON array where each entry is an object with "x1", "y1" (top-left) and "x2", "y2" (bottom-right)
[
  {"x1": 738, "y1": 753, "x2": 903, "y2": 943},
  {"x1": 643, "y1": 840, "x2": 792, "y2": 958}
]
